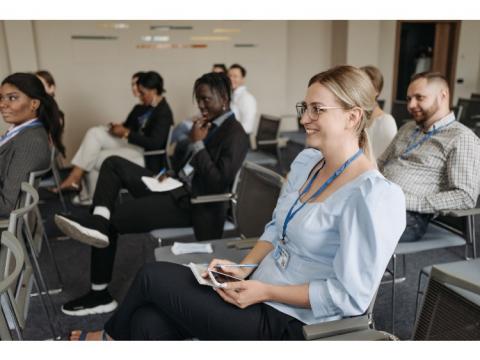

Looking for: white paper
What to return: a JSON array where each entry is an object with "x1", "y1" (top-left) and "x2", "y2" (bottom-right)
[
  {"x1": 171, "y1": 242, "x2": 213, "y2": 255},
  {"x1": 187, "y1": 262, "x2": 215, "y2": 287},
  {"x1": 142, "y1": 176, "x2": 183, "y2": 192}
]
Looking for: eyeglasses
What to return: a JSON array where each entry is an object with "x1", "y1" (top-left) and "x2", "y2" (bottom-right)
[{"x1": 296, "y1": 102, "x2": 343, "y2": 121}]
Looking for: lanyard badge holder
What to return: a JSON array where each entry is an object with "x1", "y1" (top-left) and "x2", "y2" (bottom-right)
[{"x1": 274, "y1": 149, "x2": 363, "y2": 271}]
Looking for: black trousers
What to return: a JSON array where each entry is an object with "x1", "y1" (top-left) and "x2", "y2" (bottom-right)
[
  {"x1": 104, "y1": 262, "x2": 305, "y2": 340},
  {"x1": 398, "y1": 211, "x2": 433, "y2": 243},
  {"x1": 90, "y1": 156, "x2": 193, "y2": 284}
]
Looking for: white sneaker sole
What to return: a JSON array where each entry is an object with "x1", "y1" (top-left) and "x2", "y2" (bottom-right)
[
  {"x1": 54, "y1": 214, "x2": 109, "y2": 248},
  {"x1": 61, "y1": 300, "x2": 118, "y2": 316}
]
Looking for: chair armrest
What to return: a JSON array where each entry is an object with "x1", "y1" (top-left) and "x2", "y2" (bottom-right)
[
  {"x1": 316, "y1": 329, "x2": 397, "y2": 341},
  {"x1": 226, "y1": 238, "x2": 258, "y2": 249},
  {"x1": 144, "y1": 149, "x2": 166, "y2": 156},
  {"x1": 302, "y1": 314, "x2": 370, "y2": 340},
  {"x1": 438, "y1": 208, "x2": 480, "y2": 217},
  {"x1": 190, "y1": 193, "x2": 234, "y2": 204}
]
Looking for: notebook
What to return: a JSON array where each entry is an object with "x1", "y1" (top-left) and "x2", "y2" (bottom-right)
[{"x1": 141, "y1": 176, "x2": 183, "y2": 192}]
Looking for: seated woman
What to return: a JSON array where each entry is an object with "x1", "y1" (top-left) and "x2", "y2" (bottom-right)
[
  {"x1": 69, "y1": 65, "x2": 406, "y2": 340},
  {"x1": 56, "y1": 71, "x2": 173, "y2": 201},
  {"x1": 360, "y1": 65, "x2": 397, "y2": 159},
  {"x1": 0, "y1": 72, "x2": 64, "y2": 217}
]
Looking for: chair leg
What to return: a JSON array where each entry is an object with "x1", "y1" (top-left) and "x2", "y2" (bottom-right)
[
  {"x1": 391, "y1": 254, "x2": 397, "y2": 335},
  {"x1": 0, "y1": 293, "x2": 22, "y2": 340},
  {"x1": 51, "y1": 165, "x2": 69, "y2": 214},
  {"x1": 22, "y1": 223, "x2": 61, "y2": 338},
  {"x1": 414, "y1": 269, "x2": 428, "y2": 321},
  {"x1": 41, "y1": 231, "x2": 64, "y2": 292}
]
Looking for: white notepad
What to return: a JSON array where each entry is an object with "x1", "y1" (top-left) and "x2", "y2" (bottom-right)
[{"x1": 141, "y1": 176, "x2": 183, "y2": 192}]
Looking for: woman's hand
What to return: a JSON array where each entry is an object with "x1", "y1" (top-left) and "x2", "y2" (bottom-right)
[
  {"x1": 109, "y1": 123, "x2": 129, "y2": 138},
  {"x1": 189, "y1": 118, "x2": 211, "y2": 142},
  {"x1": 202, "y1": 258, "x2": 252, "y2": 279},
  {"x1": 215, "y1": 280, "x2": 270, "y2": 309}
]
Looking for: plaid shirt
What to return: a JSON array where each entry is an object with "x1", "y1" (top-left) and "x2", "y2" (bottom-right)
[{"x1": 378, "y1": 112, "x2": 480, "y2": 213}]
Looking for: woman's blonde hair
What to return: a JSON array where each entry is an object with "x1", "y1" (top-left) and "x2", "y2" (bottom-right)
[{"x1": 308, "y1": 65, "x2": 377, "y2": 163}]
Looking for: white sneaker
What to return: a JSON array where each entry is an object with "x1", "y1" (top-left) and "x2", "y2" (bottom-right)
[{"x1": 71, "y1": 195, "x2": 93, "y2": 206}]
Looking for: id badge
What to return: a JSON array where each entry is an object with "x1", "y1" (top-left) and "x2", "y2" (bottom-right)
[
  {"x1": 182, "y1": 163, "x2": 194, "y2": 176},
  {"x1": 276, "y1": 246, "x2": 290, "y2": 270}
]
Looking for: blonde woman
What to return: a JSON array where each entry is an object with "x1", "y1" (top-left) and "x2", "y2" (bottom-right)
[
  {"x1": 70, "y1": 65, "x2": 406, "y2": 341},
  {"x1": 361, "y1": 65, "x2": 397, "y2": 159}
]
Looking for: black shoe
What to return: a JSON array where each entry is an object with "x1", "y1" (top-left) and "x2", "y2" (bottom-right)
[
  {"x1": 54, "y1": 213, "x2": 110, "y2": 248},
  {"x1": 61, "y1": 289, "x2": 118, "y2": 316}
]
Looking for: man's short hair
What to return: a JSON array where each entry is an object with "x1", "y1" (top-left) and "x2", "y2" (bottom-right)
[
  {"x1": 410, "y1": 71, "x2": 449, "y2": 91},
  {"x1": 229, "y1": 63, "x2": 247, "y2": 78}
]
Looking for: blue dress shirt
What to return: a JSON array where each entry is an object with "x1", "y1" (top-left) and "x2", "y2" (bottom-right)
[{"x1": 250, "y1": 148, "x2": 406, "y2": 325}]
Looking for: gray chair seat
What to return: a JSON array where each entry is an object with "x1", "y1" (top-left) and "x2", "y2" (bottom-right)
[
  {"x1": 245, "y1": 151, "x2": 277, "y2": 165},
  {"x1": 151, "y1": 221, "x2": 235, "y2": 244},
  {"x1": 154, "y1": 237, "x2": 249, "y2": 264},
  {"x1": 395, "y1": 223, "x2": 466, "y2": 255}
]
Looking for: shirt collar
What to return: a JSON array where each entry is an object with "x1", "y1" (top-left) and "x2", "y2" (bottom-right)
[
  {"x1": 423, "y1": 112, "x2": 455, "y2": 132},
  {"x1": 212, "y1": 110, "x2": 233, "y2": 128},
  {"x1": 7, "y1": 117, "x2": 39, "y2": 133}
]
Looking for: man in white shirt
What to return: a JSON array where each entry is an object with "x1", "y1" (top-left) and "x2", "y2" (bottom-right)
[{"x1": 228, "y1": 64, "x2": 257, "y2": 135}]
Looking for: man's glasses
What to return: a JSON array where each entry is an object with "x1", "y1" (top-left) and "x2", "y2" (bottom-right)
[{"x1": 296, "y1": 102, "x2": 343, "y2": 121}]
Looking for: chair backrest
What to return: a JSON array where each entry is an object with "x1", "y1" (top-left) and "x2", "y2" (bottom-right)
[
  {"x1": 0, "y1": 231, "x2": 25, "y2": 340},
  {"x1": 471, "y1": 93, "x2": 480, "y2": 100},
  {"x1": 391, "y1": 100, "x2": 410, "y2": 129},
  {"x1": 144, "y1": 125, "x2": 174, "y2": 172},
  {"x1": 456, "y1": 98, "x2": 480, "y2": 132},
  {"x1": 377, "y1": 99, "x2": 385, "y2": 110},
  {"x1": 4, "y1": 182, "x2": 39, "y2": 330},
  {"x1": 255, "y1": 114, "x2": 281, "y2": 157},
  {"x1": 232, "y1": 161, "x2": 285, "y2": 238},
  {"x1": 413, "y1": 259, "x2": 480, "y2": 340}
]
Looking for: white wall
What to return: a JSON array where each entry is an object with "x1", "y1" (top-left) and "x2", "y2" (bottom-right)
[
  {"x1": 0, "y1": 22, "x2": 11, "y2": 133},
  {"x1": 454, "y1": 20, "x2": 480, "y2": 103},
  {"x1": 31, "y1": 20, "x2": 290, "y2": 161},
  {"x1": 285, "y1": 21, "x2": 332, "y2": 131}
]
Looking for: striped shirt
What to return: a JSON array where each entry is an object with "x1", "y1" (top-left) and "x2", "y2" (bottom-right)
[{"x1": 378, "y1": 112, "x2": 480, "y2": 213}]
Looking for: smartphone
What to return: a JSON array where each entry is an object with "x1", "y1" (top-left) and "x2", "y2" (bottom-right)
[{"x1": 208, "y1": 269, "x2": 242, "y2": 288}]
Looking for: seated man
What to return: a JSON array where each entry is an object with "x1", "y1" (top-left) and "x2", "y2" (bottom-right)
[
  {"x1": 54, "y1": 72, "x2": 249, "y2": 315},
  {"x1": 228, "y1": 63, "x2": 257, "y2": 136},
  {"x1": 378, "y1": 71, "x2": 480, "y2": 242}
]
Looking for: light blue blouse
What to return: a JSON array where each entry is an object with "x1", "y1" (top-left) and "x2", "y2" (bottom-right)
[{"x1": 250, "y1": 148, "x2": 406, "y2": 325}]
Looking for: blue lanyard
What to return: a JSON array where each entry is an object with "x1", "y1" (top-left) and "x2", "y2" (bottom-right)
[
  {"x1": 401, "y1": 120, "x2": 455, "y2": 158},
  {"x1": 0, "y1": 119, "x2": 42, "y2": 146},
  {"x1": 281, "y1": 148, "x2": 363, "y2": 241}
]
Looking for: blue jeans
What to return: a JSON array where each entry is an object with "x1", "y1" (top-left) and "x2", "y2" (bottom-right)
[{"x1": 399, "y1": 211, "x2": 433, "y2": 242}]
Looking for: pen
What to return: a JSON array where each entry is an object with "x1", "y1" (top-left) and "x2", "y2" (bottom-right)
[
  {"x1": 154, "y1": 168, "x2": 166, "y2": 180},
  {"x1": 215, "y1": 264, "x2": 258, "y2": 268}
]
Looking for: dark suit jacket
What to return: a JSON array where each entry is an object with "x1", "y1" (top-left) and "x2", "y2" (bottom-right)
[
  {"x1": 122, "y1": 104, "x2": 151, "y2": 131},
  {"x1": 170, "y1": 113, "x2": 249, "y2": 240},
  {"x1": 0, "y1": 126, "x2": 50, "y2": 217},
  {"x1": 127, "y1": 98, "x2": 173, "y2": 172}
]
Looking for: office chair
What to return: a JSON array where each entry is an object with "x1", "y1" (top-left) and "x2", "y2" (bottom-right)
[
  {"x1": 143, "y1": 125, "x2": 174, "y2": 171},
  {"x1": 391, "y1": 100, "x2": 410, "y2": 129},
  {"x1": 413, "y1": 258, "x2": 480, "y2": 340},
  {"x1": 456, "y1": 98, "x2": 480, "y2": 135},
  {"x1": 388, "y1": 203, "x2": 479, "y2": 334},
  {"x1": 0, "y1": 183, "x2": 59, "y2": 340},
  {"x1": 245, "y1": 114, "x2": 283, "y2": 170},
  {"x1": 152, "y1": 161, "x2": 285, "y2": 248},
  {"x1": 0, "y1": 231, "x2": 25, "y2": 340}
]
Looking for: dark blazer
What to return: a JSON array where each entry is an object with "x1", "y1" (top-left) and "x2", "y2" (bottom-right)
[
  {"x1": 0, "y1": 126, "x2": 51, "y2": 217},
  {"x1": 122, "y1": 104, "x2": 151, "y2": 131},
  {"x1": 127, "y1": 98, "x2": 173, "y2": 173},
  {"x1": 171, "y1": 113, "x2": 249, "y2": 240}
]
